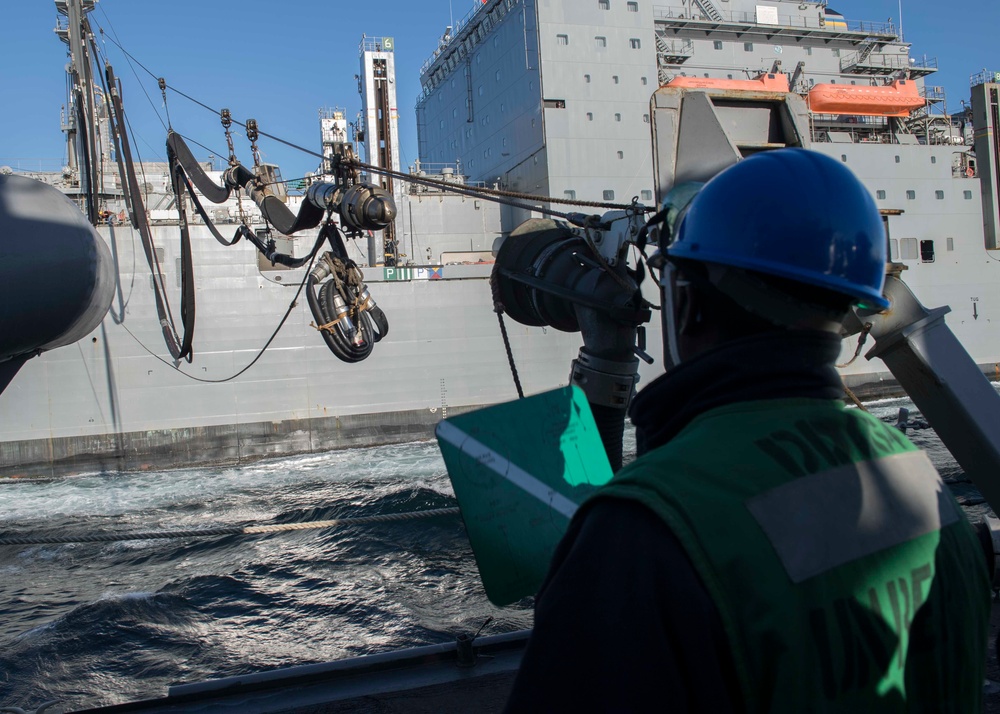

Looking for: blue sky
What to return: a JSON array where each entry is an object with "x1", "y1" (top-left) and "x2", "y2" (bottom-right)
[{"x1": 0, "y1": 0, "x2": 996, "y2": 181}]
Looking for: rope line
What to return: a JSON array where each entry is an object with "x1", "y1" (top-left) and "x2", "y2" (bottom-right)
[{"x1": 0, "y1": 507, "x2": 460, "y2": 547}]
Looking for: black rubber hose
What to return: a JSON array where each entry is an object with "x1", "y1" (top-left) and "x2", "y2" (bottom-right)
[
  {"x1": 306, "y1": 277, "x2": 375, "y2": 363},
  {"x1": 589, "y1": 403, "x2": 627, "y2": 472},
  {"x1": 368, "y1": 305, "x2": 389, "y2": 342},
  {"x1": 322, "y1": 281, "x2": 374, "y2": 363},
  {"x1": 167, "y1": 131, "x2": 231, "y2": 204}
]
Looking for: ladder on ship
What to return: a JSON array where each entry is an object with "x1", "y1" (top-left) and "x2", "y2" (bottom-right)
[{"x1": 694, "y1": 0, "x2": 724, "y2": 22}]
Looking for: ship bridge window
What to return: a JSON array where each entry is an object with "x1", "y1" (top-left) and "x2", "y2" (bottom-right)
[
  {"x1": 900, "y1": 238, "x2": 918, "y2": 260},
  {"x1": 643, "y1": 113, "x2": 650, "y2": 123},
  {"x1": 641, "y1": 190, "x2": 653, "y2": 200},
  {"x1": 920, "y1": 240, "x2": 935, "y2": 262},
  {"x1": 964, "y1": 190, "x2": 973, "y2": 200},
  {"x1": 947, "y1": 237, "x2": 955, "y2": 251},
  {"x1": 596, "y1": 36, "x2": 607, "y2": 48},
  {"x1": 906, "y1": 190, "x2": 916, "y2": 200},
  {"x1": 630, "y1": 38, "x2": 642, "y2": 49},
  {"x1": 615, "y1": 113, "x2": 622, "y2": 121},
  {"x1": 587, "y1": 112, "x2": 594, "y2": 121},
  {"x1": 641, "y1": 76, "x2": 648, "y2": 85},
  {"x1": 557, "y1": 34, "x2": 569, "y2": 45},
  {"x1": 877, "y1": 190, "x2": 886, "y2": 200},
  {"x1": 744, "y1": 42, "x2": 754, "y2": 52},
  {"x1": 617, "y1": 150, "x2": 624, "y2": 159},
  {"x1": 604, "y1": 190, "x2": 616, "y2": 200},
  {"x1": 936, "y1": 190, "x2": 945, "y2": 200},
  {"x1": 931, "y1": 156, "x2": 937, "y2": 164},
  {"x1": 613, "y1": 75, "x2": 620, "y2": 84},
  {"x1": 895, "y1": 155, "x2": 901, "y2": 163},
  {"x1": 627, "y1": 1, "x2": 638, "y2": 11},
  {"x1": 841, "y1": 154, "x2": 848, "y2": 162},
  {"x1": 599, "y1": 0, "x2": 610, "y2": 8},
  {"x1": 714, "y1": 41, "x2": 724, "y2": 50},
  {"x1": 585, "y1": 73, "x2": 591, "y2": 83}
]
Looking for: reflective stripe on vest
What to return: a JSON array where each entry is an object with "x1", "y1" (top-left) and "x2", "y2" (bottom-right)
[{"x1": 747, "y1": 450, "x2": 960, "y2": 583}]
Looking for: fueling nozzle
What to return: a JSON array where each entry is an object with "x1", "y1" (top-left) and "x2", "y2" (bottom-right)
[{"x1": 306, "y1": 182, "x2": 397, "y2": 233}]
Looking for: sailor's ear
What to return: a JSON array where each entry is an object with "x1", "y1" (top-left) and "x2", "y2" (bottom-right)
[{"x1": 675, "y1": 282, "x2": 702, "y2": 335}]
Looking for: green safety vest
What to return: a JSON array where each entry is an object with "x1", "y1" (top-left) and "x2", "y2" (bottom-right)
[{"x1": 592, "y1": 398, "x2": 989, "y2": 712}]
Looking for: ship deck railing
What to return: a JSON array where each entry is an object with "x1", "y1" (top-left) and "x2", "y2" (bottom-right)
[
  {"x1": 0, "y1": 158, "x2": 69, "y2": 173},
  {"x1": 418, "y1": 0, "x2": 495, "y2": 78},
  {"x1": 652, "y1": 5, "x2": 896, "y2": 38},
  {"x1": 920, "y1": 86, "x2": 947, "y2": 104},
  {"x1": 972, "y1": 70, "x2": 1000, "y2": 88}
]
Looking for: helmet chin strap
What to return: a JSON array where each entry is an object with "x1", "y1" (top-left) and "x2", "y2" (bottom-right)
[{"x1": 657, "y1": 260, "x2": 684, "y2": 371}]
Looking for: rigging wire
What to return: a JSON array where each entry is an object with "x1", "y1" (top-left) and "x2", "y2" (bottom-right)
[
  {"x1": 97, "y1": 28, "x2": 646, "y2": 215},
  {"x1": 115, "y1": 230, "x2": 326, "y2": 384},
  {"x1": 93, "y1": 12, "x2": 168, "y2": 134}
]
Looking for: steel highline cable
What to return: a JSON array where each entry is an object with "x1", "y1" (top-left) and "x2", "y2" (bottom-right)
[
  {"x1": 97, "y1": 28, "x2": 648, "y2": 216},
  {"x1": 0, "y1": 507, "x2": 461, "y2": 547}
]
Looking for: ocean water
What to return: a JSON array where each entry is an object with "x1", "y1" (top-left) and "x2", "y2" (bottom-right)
[{"x1": 0, "y1": 399, "x2": 990, "y2": 711}]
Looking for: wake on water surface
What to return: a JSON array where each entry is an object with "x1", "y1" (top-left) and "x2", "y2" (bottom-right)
[
  {"x1": 0, "y1": 403, "x2": 990, "y2": 710},
  {"x1": 0, "y1": 441, "x2": 535, "y2": 709}
]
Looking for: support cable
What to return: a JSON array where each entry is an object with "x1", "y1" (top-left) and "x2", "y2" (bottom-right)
[{"x1": 94, "y1": 31, "x2": 646, "y2": 215}]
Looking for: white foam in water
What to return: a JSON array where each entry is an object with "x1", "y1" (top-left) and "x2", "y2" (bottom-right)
[{"x1": 0, "y1": 440, "x2": 448, "y2": 525}]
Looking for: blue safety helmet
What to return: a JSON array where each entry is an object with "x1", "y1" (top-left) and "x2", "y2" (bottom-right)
[{"x1": 666, "y1": 148, "x2": 889, "y2": 310}]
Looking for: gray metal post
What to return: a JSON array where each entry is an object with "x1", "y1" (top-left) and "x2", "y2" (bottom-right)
[{"x1": 862, "y1": 275, "x2": 1000, "y2": 512}]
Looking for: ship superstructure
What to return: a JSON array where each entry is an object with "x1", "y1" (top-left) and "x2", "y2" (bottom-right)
[
  {"x1": 416, "y1": 0, "x2": 999, "y2": 379},
  {"x1": 416, "y1": 0, "x2": 659, "y2": 226}
]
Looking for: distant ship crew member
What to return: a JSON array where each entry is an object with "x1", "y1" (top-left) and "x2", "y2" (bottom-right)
[{"x1": 505, "y1": 149, "x2": 990, "y2": 712}]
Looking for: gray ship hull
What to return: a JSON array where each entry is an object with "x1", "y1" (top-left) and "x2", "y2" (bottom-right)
[{"x1": 0, "y1": 225, "x2": 595, "y2": 477}]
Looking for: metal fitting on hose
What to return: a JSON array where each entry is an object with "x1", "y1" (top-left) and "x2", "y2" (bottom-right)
[
  {"x1": 356, "y1": 285, "x2": 376, "y2": 311},
  {"x1": 569, "y1": 350, "x2": 640, "y2": 411},
  {"x1": 309, "y1": 256, "x2": 333, "y2": 283},
  {"x1": 330, "y1": 291, "x2": 357, "y2": 339},
  {"x1": 306, "y1": 182, "x2": 340, "y2": 210},
  {"x1": 340, "y1": 185, "x2": 397, "y2": 232}
]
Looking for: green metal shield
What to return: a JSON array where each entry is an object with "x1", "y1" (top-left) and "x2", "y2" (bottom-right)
[{"x1": 436, "y1": 386, "x2": 613, "y2": 606}]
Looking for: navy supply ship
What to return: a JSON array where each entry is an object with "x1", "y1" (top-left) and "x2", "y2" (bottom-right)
[{"x1": 2, "y1": 0, "x2": 999, "y2": 479}]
